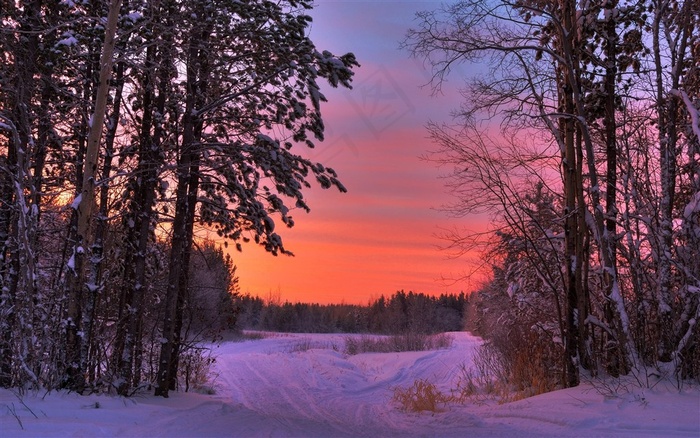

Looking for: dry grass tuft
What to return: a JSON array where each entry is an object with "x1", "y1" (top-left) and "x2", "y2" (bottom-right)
[
  {"x1": 287, "y1": 338, "x2": 339, "y2": 353},
  {"x1": 392, "y1": 379, "x2": 452, "y2": 412},
  {"x1": 451, "y1": 341, "x2": 558, "y2": 404},
  {"x1": 344, "y1": 333, "x2": 453, "y2": 355}
]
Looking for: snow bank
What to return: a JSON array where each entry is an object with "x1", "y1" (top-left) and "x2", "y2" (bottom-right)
[{"x1": 1, "y1": 332, "x2": 698, "y2": 437}]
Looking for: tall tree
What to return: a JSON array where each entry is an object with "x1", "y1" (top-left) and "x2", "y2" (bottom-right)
[
  {"x1": 404, "y1": 0, "x2": 594, "y2": 386},
  {"x1": 403, "y1": 0, "x2": 695, "y2": 384},
  {"x1": 151, "y1": 0, "x2": 358, "y2": 397},
  {"x1": 1, "y1": 0, "x2": 358, "y2": 393},
  {"x1": 0, "y1": 0, "x2": 70, "y2": 389},
  {"x1": 111, "y1": 0, "x2": 176, "y2": 396},
  {"x1": 64, "y1": 0, "x2": 123, "y2": 392},
  {"x1": 651, "y1": 0, "x2": 699, "y2": 365}
]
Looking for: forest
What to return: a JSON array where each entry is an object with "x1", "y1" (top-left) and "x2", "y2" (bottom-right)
[
  {"x1": 402, "y1": 0, "x2": 699, "y2": 389},
  {"x1": 1, "y1": 0, "x2": 699, "y2": 405},
  {"x1": 233, "y1": 291, "x2": 469, "y2": 334},
  {"x1": 0, "y1": 0, "x2": 357, "y2": 397}
]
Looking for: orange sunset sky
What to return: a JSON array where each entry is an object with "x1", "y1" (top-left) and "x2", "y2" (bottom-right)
[{"x1": 225, "y1": 1, "x2": 489, "y2": 304}]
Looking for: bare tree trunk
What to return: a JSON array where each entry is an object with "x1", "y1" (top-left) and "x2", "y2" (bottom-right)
[
  {"x1": 155, "y1": 20, "x2": 209, "y2": 396},
  {"x1": 167, "y1": 153, "x2": 200, "y2": 390},
  {"x1": 562, "y1": 1, "x2": 637, "y2": 375},
  {"x1": 155, "y1": 135, "x2": 196, "y2": 396},
  {"x1": 86, "y1": 59, "x2": 125, "y2": 386},
  {"x1": 0, "y1": 117, "x2": 17, "y2": 387},
  {"x1": 559, "y1": 0, "x2": 581, "y2": 388},
  {"x1": 117, "y1": 29, "x2": 171, "y2": 393},
  {"x1": 601, "y1": 0, "x2": 625, "y2": 376},
  {"x1": 652, "y1": 0, "x2": 694, "y2": 363},
  {"x1": 0, "y1": 0, "x2": 41, "y2": 388},
  {"x1": 576, "y1": 130, "x2": 593, "y2": 373},
  {"x1": 66, "y1": 0, "x2": 122, "y2": 391}
]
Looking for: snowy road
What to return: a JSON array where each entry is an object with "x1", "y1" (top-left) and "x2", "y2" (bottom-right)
[{"x1": 1, "y1": 332, "x2": 699, "y2": 437}]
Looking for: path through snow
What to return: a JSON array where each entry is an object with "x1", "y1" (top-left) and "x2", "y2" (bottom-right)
[{"x1": 1, "y1": 332, "x2": 698, "y2": 437}]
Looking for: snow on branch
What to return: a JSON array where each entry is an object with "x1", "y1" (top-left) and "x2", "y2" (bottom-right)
[{"x1": 670, "y1": 89, "x2": 700, "y2": 141}]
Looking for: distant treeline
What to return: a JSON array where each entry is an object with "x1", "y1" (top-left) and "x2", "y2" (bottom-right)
[{"x1": 233, "y1": 291, "x2": 469, "y2": 334}]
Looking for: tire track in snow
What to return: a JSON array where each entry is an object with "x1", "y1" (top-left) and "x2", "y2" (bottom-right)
[
  {"x1": 217, "y1": 349, "x2": 371, "y2": 436},
  {"x1": 211, "y1": 332, "x2": 485, "y2": 437}
]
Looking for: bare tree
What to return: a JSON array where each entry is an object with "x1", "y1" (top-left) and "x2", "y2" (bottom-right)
[{"x1": 403, "y1": 0, "x2": 700, "y2": 385}]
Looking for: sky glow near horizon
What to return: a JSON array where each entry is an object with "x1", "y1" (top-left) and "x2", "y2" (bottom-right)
[{"x1": 230, "y1": 1, "x2": 488, "y2": 305}]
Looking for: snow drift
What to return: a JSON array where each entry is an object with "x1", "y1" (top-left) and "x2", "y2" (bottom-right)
[{"x1": 1, "y1": 332, "x2": 698, "y2": 437}]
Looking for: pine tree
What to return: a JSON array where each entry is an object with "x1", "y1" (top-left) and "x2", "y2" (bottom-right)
[{"x1": 153, "y1": 0, "x2": 358, "y2": 397}]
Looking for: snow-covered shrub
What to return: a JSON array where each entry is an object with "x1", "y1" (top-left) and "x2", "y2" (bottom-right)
[{"x1": 177, "y1": 347, "x2": 218, "y2": 394}]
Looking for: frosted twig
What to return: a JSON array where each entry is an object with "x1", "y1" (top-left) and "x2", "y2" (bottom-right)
[{"x1": 5, "y1": 403, "x2": 24, "y2": 430}]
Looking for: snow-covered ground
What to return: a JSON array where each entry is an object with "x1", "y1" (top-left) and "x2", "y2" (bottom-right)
[{"x1": 1, "y1": 332, "x2": 698, "y2": 437}]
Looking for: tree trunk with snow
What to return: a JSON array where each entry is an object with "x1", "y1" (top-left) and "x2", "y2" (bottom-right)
[
  {"x1": 65, "y1": 0, "x2": 122, "y2": 392},
  {"x1": 0, "y1": 0, "x2": 42, "y2": 388},
  {"x1": 155, "y1": 16, "x2": 209, "y2": 395}
]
